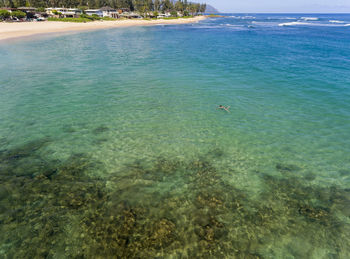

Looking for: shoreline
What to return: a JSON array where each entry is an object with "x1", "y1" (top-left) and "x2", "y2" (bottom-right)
[{"x1": 0, "y1": 16, "x2": 206, "y2": 42}]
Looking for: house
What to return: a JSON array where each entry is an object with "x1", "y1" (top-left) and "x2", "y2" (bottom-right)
[
  {"x1": 117, "y1": 8, "x2": 130, "y2": 14},
  {"x1": 100, "y1": 6, "x2": 119, "y2": 18},
  {"x1": 46, "y1": 8, "x2": 82, "y2": 18},
  {"x1": 85, "y1": 9, "x2": 103, "y2": 17},
  {"x1": 157, "y1": 12, "x2": 172, "y2": 18},
  {"x1": 157, "y1": 14, "x2": 166, "y2": 18},
  {"x1": 0, "y1": 8, "x2": 16, "y2": 13}
]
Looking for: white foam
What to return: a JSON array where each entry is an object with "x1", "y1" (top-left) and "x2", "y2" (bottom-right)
[
  {"x1": 301, "y1": 17, "x2": 318, "y2": 21},
  {"x1": 329, "y1": 20, "x2": 345, "y2": 23},
  {"x1": 252, "y1": 21, "x2": 279, "y2": 27},
  {"x1": 278, "y1": 22, "x2": 309, "y2": 26},
  {"x1": 269, "y1": 17, "x2": 297, "y2": 20},
  {"x1": 278, "y1": 21, "x2": 350, "y2": 27},
  {"x1": 219, "y1": 23, "x2": 243, "y2": 27},
  {"x1": 242, "y1": 16, "x2": 256, "y2": 19}
]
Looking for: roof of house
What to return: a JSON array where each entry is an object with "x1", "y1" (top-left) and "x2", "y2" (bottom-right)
[
  {"x1": 0, "y1": 7, "x2": 16, "y2": 10},
  {"x1": 18, "y1": 7, "x2": 37, "y2": 11}
]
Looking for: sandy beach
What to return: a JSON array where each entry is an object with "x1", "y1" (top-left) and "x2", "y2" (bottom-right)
[{"x1": 0, "y1": 16, "x2": 206, "y2": 41}]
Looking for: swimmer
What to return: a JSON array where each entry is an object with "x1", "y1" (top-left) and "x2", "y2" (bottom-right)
[{"x1": 217, "y1": 105, "x2": 230, "y2": 112}]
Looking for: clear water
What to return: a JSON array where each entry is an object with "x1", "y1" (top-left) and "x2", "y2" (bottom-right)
[{"x1": 0, "y1": 14, "x2": 350, "y2": 258}]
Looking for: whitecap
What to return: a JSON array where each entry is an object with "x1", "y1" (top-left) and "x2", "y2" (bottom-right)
[
  {"x1": 329, "y1": 20, "x2": 345, "y2": 23},
  {"x1": 301, "y1": 17, "x2": 318, "y2": 21},
  {"x1": 270, "y1": 17, "x2": 297, "y2": 20},
  {"x1": 219, "y1": 23, "x2": 243, "y2": 27},
  {"x1": 252, "y1": 21, "x2": 279, "y2": 27},
  {"x1": 241, "y1": 16, "x2": 256, "y2": 19},
  {"x1": 278, "y1": 22, "x2": 309, "y2": 26}
]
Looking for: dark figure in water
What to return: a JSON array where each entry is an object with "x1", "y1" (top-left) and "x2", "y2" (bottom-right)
[{"x1": 218, "y1": 105, "x2": 230, "y2": 112}]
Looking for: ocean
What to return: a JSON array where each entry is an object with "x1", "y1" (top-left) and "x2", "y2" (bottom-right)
[{"x1": 0, "y1": 14, "x2": 349, "y2": 258}]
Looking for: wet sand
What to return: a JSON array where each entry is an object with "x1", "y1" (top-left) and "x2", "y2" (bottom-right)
[{"x1": 0, "y1": 16, "x2": 206, "y2": 41}]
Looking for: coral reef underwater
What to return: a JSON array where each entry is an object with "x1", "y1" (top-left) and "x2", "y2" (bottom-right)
[{"x1": 0, "y1": 138, "x2": 349, "y2": 258}]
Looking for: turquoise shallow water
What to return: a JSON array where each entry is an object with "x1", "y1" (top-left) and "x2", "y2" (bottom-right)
[{"x1": 0, "y1": 14, "x2": 350, "y2": 258}]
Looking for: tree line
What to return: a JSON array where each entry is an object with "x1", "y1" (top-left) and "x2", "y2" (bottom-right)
[{"x1": 1, "y1": 0, "x2": 206, "y2": 15}]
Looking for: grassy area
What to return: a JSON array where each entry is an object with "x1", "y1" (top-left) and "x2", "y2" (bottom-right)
[
  {"x1": 162, "y1": 16, "x2": 194, "y2": 20},
  {"x1": 47, "y1": 16, "x2": 196, "y2": 23},
  {"x1": 48, "y1": 17, "x2": 117, "y2": 23},
  {"x1": 135, "y1": 16, "x2": 195, "y2": 20},
  {"x1": 101, "y1": 17, "x2": 117, "y2": 21},
  {"x1": 48, "y1": 17, "x2": 92, "y2": 22},
  {"x1": 207, "y1": 14, "x2": 224, "y2": 18}
]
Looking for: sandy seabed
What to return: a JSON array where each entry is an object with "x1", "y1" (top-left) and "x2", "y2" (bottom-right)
[{"x1": 0, "y1": 16, "x2": 206, "y2": 41}]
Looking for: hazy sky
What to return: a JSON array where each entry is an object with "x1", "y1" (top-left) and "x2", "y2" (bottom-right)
[{"x1": 202, "y1": 0, "x2": 350, "y2": 13}]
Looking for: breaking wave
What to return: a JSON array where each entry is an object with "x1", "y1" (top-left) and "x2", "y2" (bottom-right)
[
  {"x1": 278, "y1": 22, "x2": 310, "y2": 27},
  {"x1": 301, "y1": 17, "x2": 319, "y2": 21},
  {"x1": 329, "y1": 20, "x2": 345, "y2": 23}
]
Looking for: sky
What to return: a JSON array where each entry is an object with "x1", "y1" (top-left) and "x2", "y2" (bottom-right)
[{"x1": 202, "y1": 0, "x2": 350, "y2": 13}]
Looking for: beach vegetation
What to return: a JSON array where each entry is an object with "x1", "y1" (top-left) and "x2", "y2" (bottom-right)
[
  {"x1": 78, "y1": 5, "x2": 89, "y2": 11},
  {"x1": 161, "y1": 15, "x2": 191, "y2": 20},
  {"x1": 170, "y1": 10, "x2": 177, "y2": 17},
  {"x1": 11, "y1": 10, "x2": 26, "y2": 19},
  {"x1": 52, "y1": 9, "x2": 62, "y2": 18},
  {"x1": 0, "y1": 9, "x2": 10, "y2": 20},
  {"x1": 36, "y1": 7, "x2": 46, "y2": 12},
  {"x1": 48, "y1": 15, "x2": 116, "y2": 23},
  {"x1": 48, "y1": 17, "x2": 92, "y2": 22}
]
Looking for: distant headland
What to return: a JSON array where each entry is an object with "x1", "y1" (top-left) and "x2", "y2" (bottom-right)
[{"x1": 205, "y1": 4, "x2": 220, "y2": 14}]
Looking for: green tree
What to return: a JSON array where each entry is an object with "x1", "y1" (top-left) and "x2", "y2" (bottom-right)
[
  {"x1": 0, "y1": 0, "x2": 209, "y2": 15},
  {"x1": 174, "y1": 0, "x2": 183, "y2": 13},
  {"x1": 188, "y1": 3, "x2": 197, "y2": 16},
  {"x1": 11, "y1": 10, "x2": 26, "y2": 18},
  {"x1": 200, "y1": 3, "x2": 206, "y2": 14},
  {"x1": 161, "y1": 0, "x2": 173, "y2": 12},
  {"x1": 183, "y1": 0, "x2": 188, "y2": 10},
  {"x1": 0, "y1": 9, "x2": 10, "y2": 20},
  {"x1": 36, "y1": 7, "x2": 46, "y2": 12},
  {"x1": 154, "y1": 0, "x2": 160, "y2": 11}
]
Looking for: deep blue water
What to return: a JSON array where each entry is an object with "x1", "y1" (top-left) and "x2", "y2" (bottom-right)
[{"x1": 0, "y1": 14, "x2": 349, "y2": 258}]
